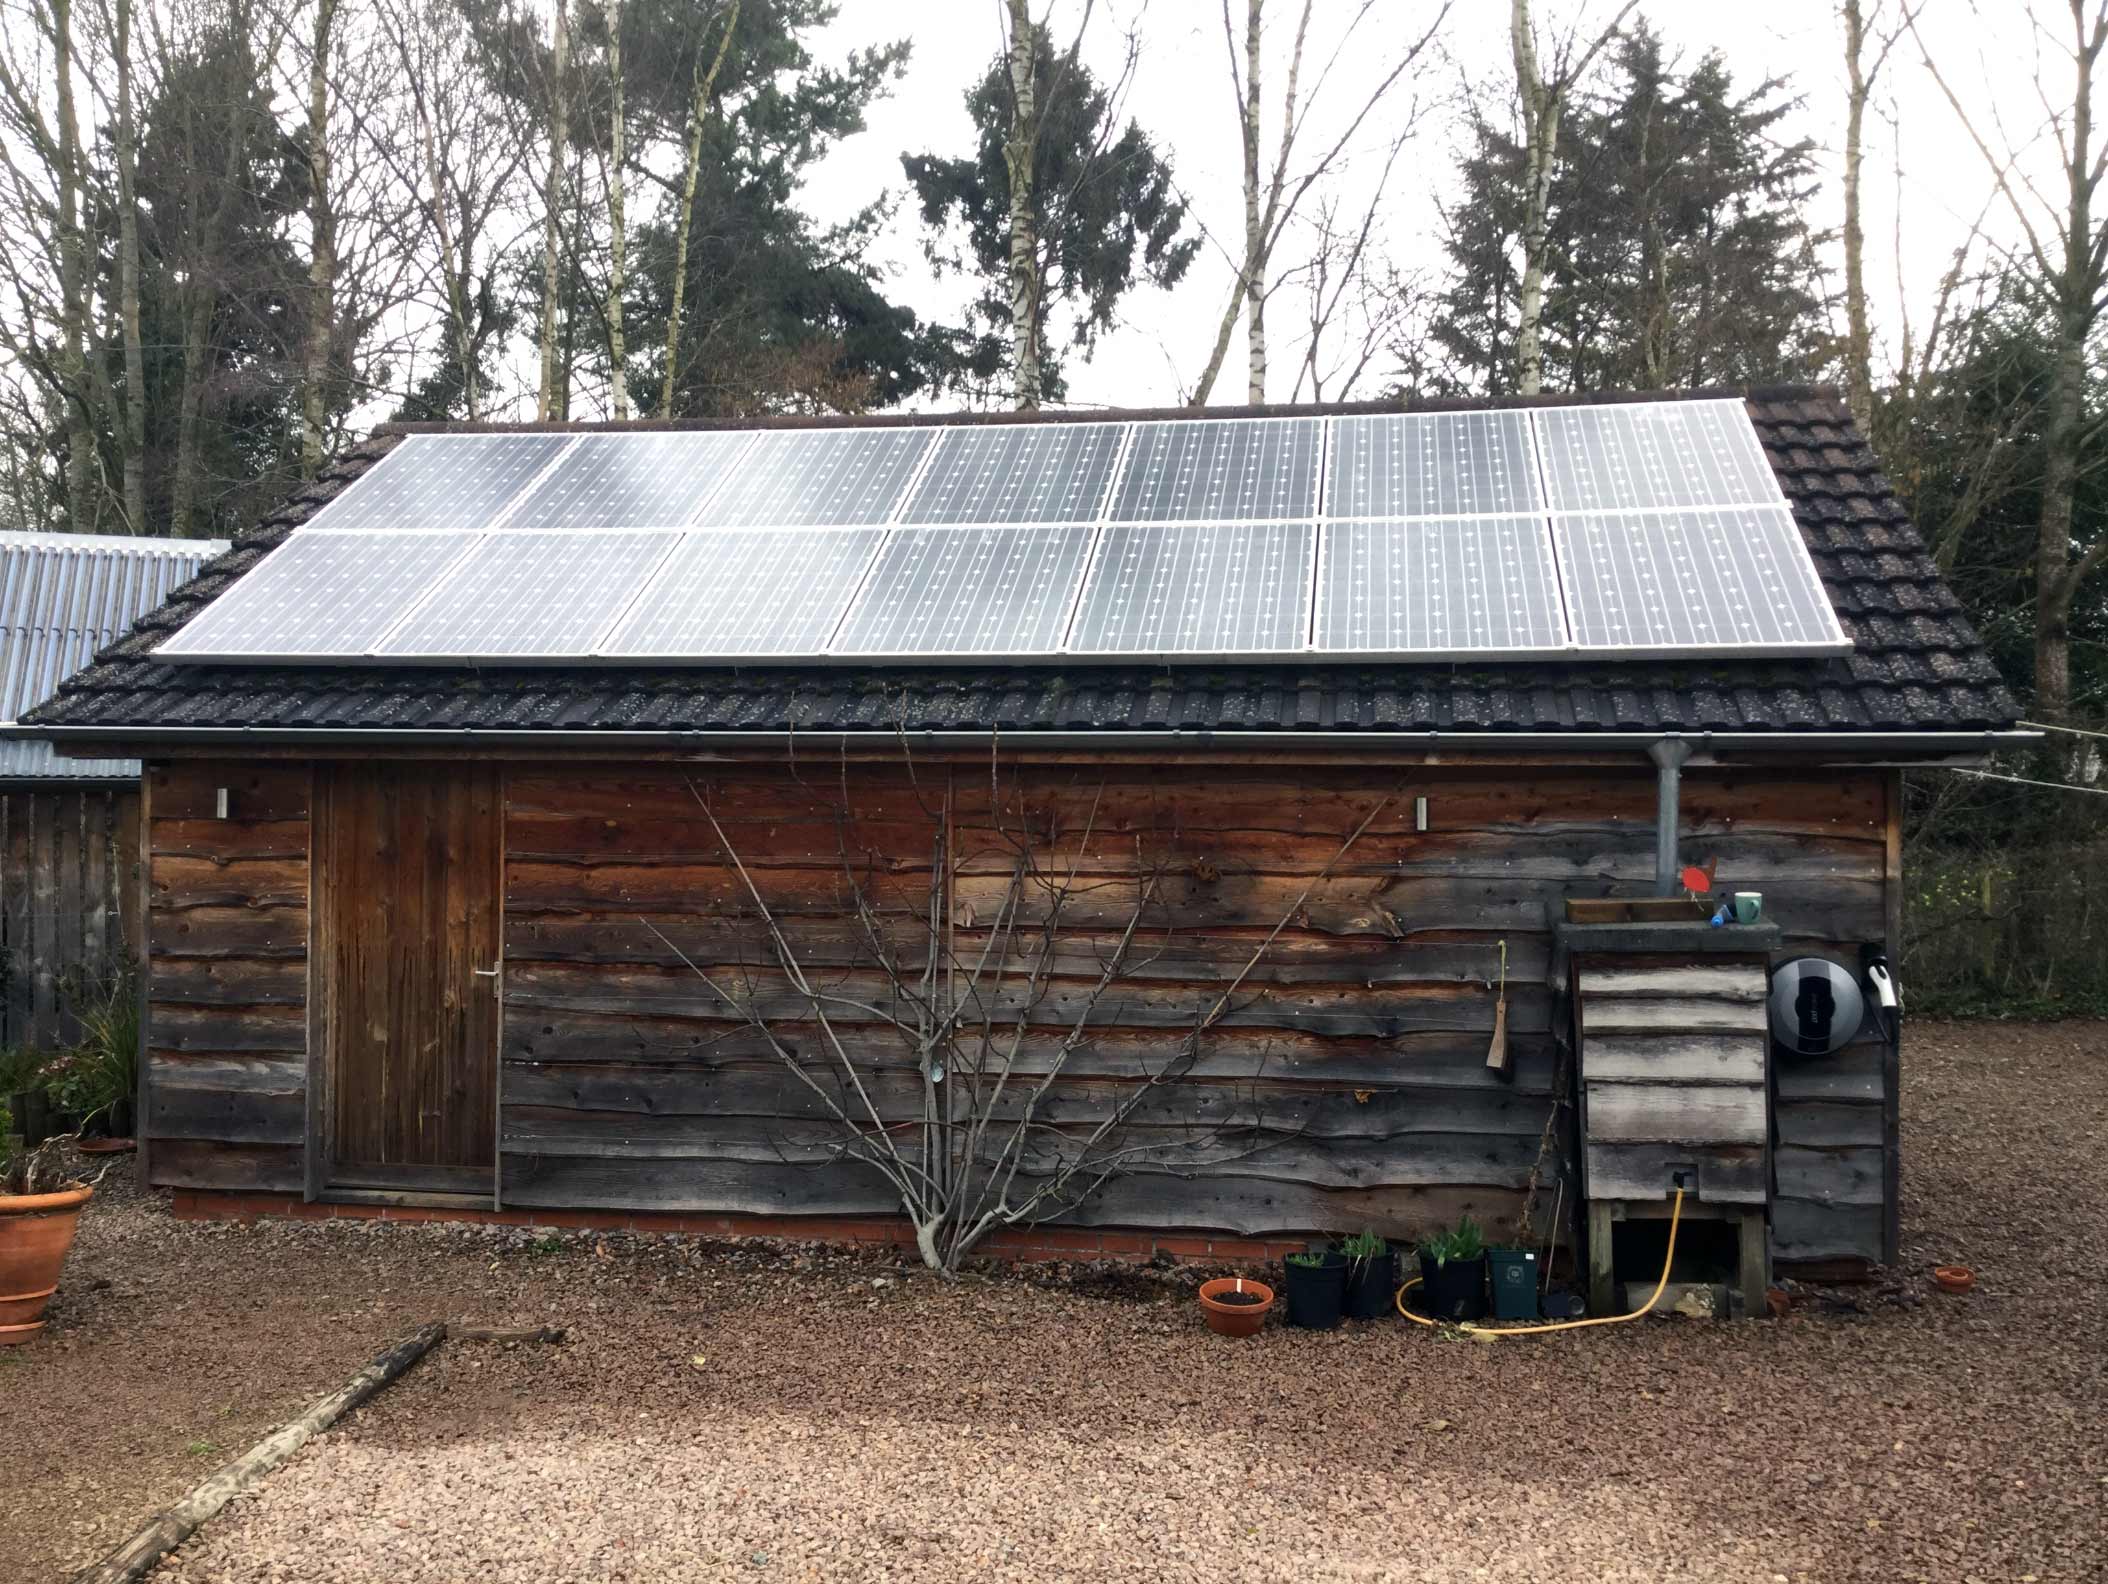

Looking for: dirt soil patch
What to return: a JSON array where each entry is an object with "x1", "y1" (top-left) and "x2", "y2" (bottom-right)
[{"x1": 4, "y1": 1019, "x2": 2103, "y2": 1583}]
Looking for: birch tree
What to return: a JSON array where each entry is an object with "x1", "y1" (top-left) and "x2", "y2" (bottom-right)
[
  {"x1": 1841, "y1": 0, "x2": 1916, "y2": 435},
  {"x1": 300, "y1": 0, "x2": 339, "y2": 478},
  {"x1": 1915, "y1": 0, "x2": 2108, "y2": 723},
  {"x1": 538, "y1": 0, "x2": 569, "y2": 420},
  {"x1": 1509, "y1": 0, "x2": 1636, "y2": 395},
  {"x1": 1189, "y1": 0, "x2": 1445, "y2": 407},
  {"x1": 1000, "y1": 0, "x2": 1046, "y2": 409},
  {"x1": 660, "y1": 0, "x2": 738, "y2": 419},
  {"x1": 603, "y1": 0, "x2": 630, "y2": 419},
  {"x1": 110, "y1": 0, "x2": 146, "y2": 527}
]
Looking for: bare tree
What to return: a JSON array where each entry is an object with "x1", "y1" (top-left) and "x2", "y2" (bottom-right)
[
  {"x1": 660, "y1": 0, "x2": 738, "y2": 419},
  {"x1": 1509, "y1": 0, "x2": 1636, "y2": 395},
  {"x1": 538, "y1": 0, "x2": 570, "y2": 420},
  {"x1": 998, "y1": 0, "x2": 1052, "y2": 409},
  {"x1": 1915, "y1": 0, "x2": 2108, "y2": 722},
  {"x1": 647, "y1": 754, "x2": 1388, "y2": 1277},
  {"x1": 1841, "y1": 0, "x2": 1917, "y2": 434},
  {"x1": 603, "y1": 0, "x2": 629, "y2": 420},
  {"x1": 299, "y1": 0, "x2": 338, "y2": 477},
  {"x1": 1189, "y1": 0, "x2": 1446, "y2": 407}
]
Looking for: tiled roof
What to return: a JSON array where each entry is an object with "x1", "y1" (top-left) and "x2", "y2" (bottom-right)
[
  {"x1": 20, "y1": 388, "x2": 2021, "y2": 742},
  {"x1": 0, "y1": 531, "x2": 227, "y2": 777}
]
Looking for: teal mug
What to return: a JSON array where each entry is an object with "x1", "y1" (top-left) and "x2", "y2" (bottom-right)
[{"x1": 1733, "y1": 891, "x2": 1762, "y2": 925}]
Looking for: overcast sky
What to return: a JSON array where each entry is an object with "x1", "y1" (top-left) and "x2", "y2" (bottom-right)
[{"x1": 786, "y1": 0, "x2": 2045, "y2": 412}]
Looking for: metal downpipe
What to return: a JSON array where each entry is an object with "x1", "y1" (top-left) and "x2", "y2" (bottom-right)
[{"x1": 1649, "y1": 736, "x2": 1692, "y2": 895}]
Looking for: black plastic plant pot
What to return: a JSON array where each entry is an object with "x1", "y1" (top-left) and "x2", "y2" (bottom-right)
[
  {"x1": 1342, "y1": 1250, "x2": 1398, "y2": 1320},
  {"x1": 1417, "y1": 1252, "x2": 1489, "y2": 1322},
  {"x1": 1282, "y1": 1252, "x2": 1348, "y2": 1329}
]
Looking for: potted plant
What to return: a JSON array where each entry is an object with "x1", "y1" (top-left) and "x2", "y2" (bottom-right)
[
  {"x1": 1417, "y1": 1216, "x2": 1489, "y2": 1322},
  {"x1": 1340, "y1": 1228, "x2": 1397, "y2": 1320},
  {"x1": 1197, "y1": 1275, "x2": 1275, "y2": 1337},
  {"x1": 0, "y1": 1096, "x2": 93, "y2": 1344},
  {"x1": 1281, "y1": 1245, "x2": 1347, "y2": 1329}
]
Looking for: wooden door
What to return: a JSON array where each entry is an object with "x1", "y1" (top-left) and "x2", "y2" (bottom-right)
[{"x1": 318, "y1": 763, "x2": 501, "y2": 1195}]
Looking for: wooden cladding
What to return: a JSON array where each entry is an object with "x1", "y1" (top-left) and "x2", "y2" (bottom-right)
[
  {"x1": 144, "y1": 765, "x2": 311, "y2": 1194},
  {"x1": 138, "y1": 754, "x2": 1898, "y2": 1261},
  {"x1": 0, "y1": 786, "x2": 142, "y2": 1053}
]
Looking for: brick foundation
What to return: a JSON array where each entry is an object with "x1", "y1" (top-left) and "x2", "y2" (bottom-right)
[{"x1": 166, "y1": 1190, "x2": 1310, "y2": 1265}]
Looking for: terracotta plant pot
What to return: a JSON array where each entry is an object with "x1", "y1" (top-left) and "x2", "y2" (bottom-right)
[
  {"x1": 1198, "y1": 1276, "x2": 1275, "y2": 1337},
  {"x1": 0, "y1": 1183, "x2": 93, "y2": 1344},
  {"x1": 1932, "y1": 1265, "x2": 1975, "y2": 1295}
]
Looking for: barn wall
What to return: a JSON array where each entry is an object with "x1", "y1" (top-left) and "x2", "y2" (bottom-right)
[
  {"x1": 498, "y1": 759, "x2": 1893, "y2": 1252},
  {"x1": 140, "y1": 764, "x2": 309, "y2": 1192},
  {"x1": 0, "y1": 783, "x2": 143, "y2": 1054},
  {"x1": 135, "y1": 755, "x2": 1897, "y2": 1262}
]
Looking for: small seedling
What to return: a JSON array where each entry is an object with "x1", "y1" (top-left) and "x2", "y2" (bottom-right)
[
  {"x1": 523, "y1": 1234, "x2": 566, "y2": 1256},
  {"x1": 1419, "y1": 1215, "x2": 1486, "y2": 1268},
  {"x1": 1284, "y1": 1250, "x2": 1330, "y2": 1268},
  {"x1": 185, "y1": 1439, "x2": 221, "y2": 1457},
  {"x1": 1339, "y1": 1228, "x2": 1388, "y2": 1264}
]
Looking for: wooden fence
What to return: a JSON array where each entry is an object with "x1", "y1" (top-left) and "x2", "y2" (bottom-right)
[{"x1": 0, "y1": 785, "x2": 144, "y2": 1054}]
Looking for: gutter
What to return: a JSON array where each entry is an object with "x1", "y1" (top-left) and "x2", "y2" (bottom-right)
[{"x1": 12, "y1": 723, "x2": 2043, "y2": 757}]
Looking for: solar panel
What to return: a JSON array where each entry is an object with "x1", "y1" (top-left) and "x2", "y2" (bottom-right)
[
  {"x1": 1327, "y1": 411, "x2": 1540, "y2": 518},
  {"x1": 1533, "y1": 399, "x2": 1780, "y2": 512},
  {"x1": 702, "y1": 428, "x2": 933, "y2": 526},
  {"x1": 1552, "y1": 505, "x2": 1847, "y2": 653},
  {"x1": 1315, "y1": 517, "x2": 1565, "y2": 654},
  {"x1": 1107, "y1": 418, "x2": 1322, "y2": 520},
  {"x1": 1068, "y1": 522, "x2": 1314, "y2": 654},
  {"x1": 305, "y1": 434, "x2": 570, "y2": 530},
  {"x1": 832, "y1": 526, "x2": 1093, "y2": 655},
  {"x1": 501, "y1": 431, "x2": 751, "y2": 528},
  {"x1": 601, "y1": 529, "x2": 882, "y2": 658},
  {"x1": 900, "y1": 422, "x2": 1125, "y2": 524},
  {"x1": 378, "y1": 531, "x2": 677, "y2": 658},
  {"x1": 156, "y1": 531, "x2": 478, "y2": 658}
]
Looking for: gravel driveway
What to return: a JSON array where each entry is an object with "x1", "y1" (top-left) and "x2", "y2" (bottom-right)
[{"x1": 6, "y1": 1019, "x2": 2103, "y2": 1583}]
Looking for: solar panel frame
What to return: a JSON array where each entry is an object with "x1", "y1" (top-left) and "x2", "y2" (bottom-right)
[
  {"x1": 499, "y1": 430, "x2": 758, "y2": 529},
  {"x1": 1066, "y1": 520, "x2": 1316, "y2": 657},
  {"x1": 830, "y1": 525, "x2": 1097, "y2": 657},
  {"x1": 700, "y1": 427, "x2": 938, "y2": 526},
  {"x1": 897, "y1": 421, "x2": 1128, "y2": 524},
  {"x1": 153, "y1": 529, "x2": 484, "y2": 660},
  {"x1": 375, "y1": 530, "x2": 683, "y2": 660},
  {"x1": 1312, "y1": 516, "x2": 1568, "y2": 658},
  {"x1": 1551, "y1": 504, "x2": 1849, "y2": 656},
  {"x1": 598, "y1": 528, "x2": 886, "y2": 659},
  {"x1": 1106, "y1": 416, "x2": 1324, "y2": 522},
  {"x1": 1531, "y1": 398, "x2": 1785, "y2": 513},
  {"x1": 302, "y1": 433, "x2": 576, "y2": 531},
  {"x1": 1324, "y1": 410, "x2": 1544, "y2": 520}
]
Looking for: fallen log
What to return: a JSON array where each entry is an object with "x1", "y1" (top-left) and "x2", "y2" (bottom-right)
[{"x1": 70, "y1": 1320, "x2": 448, "y2": 1584}]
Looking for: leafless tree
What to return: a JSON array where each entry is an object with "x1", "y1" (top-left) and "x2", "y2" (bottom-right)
[
  {"x1": 538, "y1": 0, "x2": 570, "y2": 420},
  {"x1": 1914, "y1": 0, "x2": 2108, "y2": 723},
  {"x1": 1188, "y1": 0, "x2": 1446, "y2": 407},
  {"x1": 601, "y1": 0, "x2": 629, "y2": 420},
  {"x1": 660, "y1": 0, "x2": 738, "y2": 418},
  {"x1": 1509, "y1": 0, "x2": 1636, "y2": 395},
  {"x1": 647, "y1": 750, "x2": 1388, "y2": 1277},
  {"x1": 1840, "y1": 0, "x2": 1919, "y2": 435},
  {"x1": 298, "y1": 0, "x2": 338, "y2": 477}
]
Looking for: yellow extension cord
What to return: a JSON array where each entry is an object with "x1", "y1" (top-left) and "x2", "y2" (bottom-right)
[{"x1": 1395, "y1": 1188, "x2": 1685, "y2": 1337}]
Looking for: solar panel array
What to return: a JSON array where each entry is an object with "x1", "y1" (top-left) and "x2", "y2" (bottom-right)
[{"x1": 157, "y1": 401, "x2": 1849, "y2": 665}]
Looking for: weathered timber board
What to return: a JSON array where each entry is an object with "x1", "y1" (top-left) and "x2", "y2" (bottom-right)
[
  {"x1": 1580, "y1": 1033, "x2": 1765, "y2": 1084},
  {"x1": 1584, "y1": 1141, "x2": 1767, "y2": 1204},
  {"x1": 1583, "y1": 1082, "x2": 1767, "y2": 1145}
]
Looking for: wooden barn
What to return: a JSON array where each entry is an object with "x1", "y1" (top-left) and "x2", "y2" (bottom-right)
[
  {"x1": 12, "y1": 392, "x2": 2027, "y2": 1288},
  {"x1": 0, "y1": 532, "x2": 223, "y2": 1062}
]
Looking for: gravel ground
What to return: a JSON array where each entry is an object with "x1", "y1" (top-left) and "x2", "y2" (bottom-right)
[{"x1": 5, "y1": 1018, "x2": 2104, "y2": 1584}]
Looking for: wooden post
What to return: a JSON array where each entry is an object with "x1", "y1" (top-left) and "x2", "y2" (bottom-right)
[
  {"x1": 1737, "y1": 1209, "x2": 1770, "y2": 1316},
  {"x1": 1587, "y1": 1200, "x2": 1617, "y2": 1317}
]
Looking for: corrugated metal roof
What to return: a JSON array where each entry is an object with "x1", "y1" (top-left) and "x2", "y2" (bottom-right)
[{"x1": 0, "y1": 532, "x2": 227, "y2": 778}]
